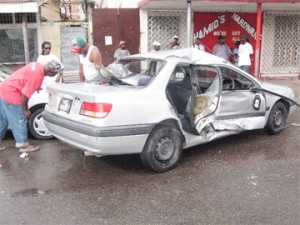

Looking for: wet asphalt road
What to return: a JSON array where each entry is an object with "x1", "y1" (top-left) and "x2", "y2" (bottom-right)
[{"x1": 0, "y1": 80, "x2": 299, "y2": 225}]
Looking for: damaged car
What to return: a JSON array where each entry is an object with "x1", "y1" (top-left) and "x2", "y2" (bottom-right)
[{"x1": 43, "y1": 48, "x2": 297, "y2": 172}]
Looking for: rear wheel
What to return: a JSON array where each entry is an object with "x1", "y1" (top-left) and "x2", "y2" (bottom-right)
[
  {"x1": 28, "y1": 108, "x2": 54, "y2": 140},
  {"x1": 140, "y1": 125, "x2": 183, "y2": 173},
  {"x1": 265, "y1": 102, "x2": 287, "y2": 135}
]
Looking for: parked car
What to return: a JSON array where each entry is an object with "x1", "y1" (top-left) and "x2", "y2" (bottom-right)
[
  {"x1": 43, "y1": 48, "x2": 297, "y2": 172},
  {"x1": 0, "y1": 64, "x2": 53, "y2": 140}
]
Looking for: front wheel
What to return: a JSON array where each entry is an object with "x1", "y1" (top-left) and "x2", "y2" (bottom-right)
[
  {"x1": 140, "y1": 125, "x2": 183, "y2": 173},
  {"x1": 28, "y1": 108, "x2": 54, "y2": 140},
  {"x1": 265, "y1": 102, "x2": 287, "y2": 135}
]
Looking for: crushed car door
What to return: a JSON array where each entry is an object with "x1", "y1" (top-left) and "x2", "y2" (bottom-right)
[
  {"x1": 213, "y1": 66, "x2": 267, "y2": 132},
  {"x1": 184, "y1": 65, "x2": 222, "y2": 134}
]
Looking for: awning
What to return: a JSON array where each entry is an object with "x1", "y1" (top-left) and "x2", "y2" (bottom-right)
[
  {"x1": 138, "y1": 0, "x2": 300, "y2": 11},
  {"x1": 0, "y1": 2, "x2": 38, "y2": 13}
]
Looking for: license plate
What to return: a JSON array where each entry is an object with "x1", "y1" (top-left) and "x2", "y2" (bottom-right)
[{"x1": 59, "y1": 98, "x2": 72, "y2": 113}]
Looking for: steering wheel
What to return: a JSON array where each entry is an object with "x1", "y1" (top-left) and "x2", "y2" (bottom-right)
[{"x1": 222, "y1": 76, "x2": 235, "y2": 90}]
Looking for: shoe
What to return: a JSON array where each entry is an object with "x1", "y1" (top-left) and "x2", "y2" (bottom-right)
[
  {"x1": 19, "y1": 145, "x2": 40, "y2": 153},
  {"x1": 0, "y1": 146, "x2": 5, "y2": 151}
]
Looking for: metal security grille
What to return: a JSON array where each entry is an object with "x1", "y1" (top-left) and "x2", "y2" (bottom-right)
[
  {"x1": 261, "y1": 12, "x2": 300, "y2": 77},
  {"x1": 0, "y1": 13, "x2": 12, "y2": 24},
  {"x1": 0, "y1": 29, "x2": 38, "y2": 64},
  {"x1": 147, "y1": 11, "x2": 187, "y2": 52},
  {"x1": 15, "y1": 13, "x2": 37, "y2": 23}
]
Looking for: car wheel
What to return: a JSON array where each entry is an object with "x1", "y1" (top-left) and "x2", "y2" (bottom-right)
[
  {"x1": 28, "y1": 108, "x2": 54, "y2": 140},
  {"x1": 140, "y1": 125, "x2": 183, "y2": 173},
  {"x1": 265, "y1": 102, "x2": 287, "y2": 135}
]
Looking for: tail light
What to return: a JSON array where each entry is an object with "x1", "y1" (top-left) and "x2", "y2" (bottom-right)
[{"x1": 80, "y1": 102, "x2": 112, "y2": 118}]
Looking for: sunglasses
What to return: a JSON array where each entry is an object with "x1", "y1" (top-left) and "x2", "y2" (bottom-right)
[{"x1": 44, "y1": 47, "x2": 51, "y2": 50}]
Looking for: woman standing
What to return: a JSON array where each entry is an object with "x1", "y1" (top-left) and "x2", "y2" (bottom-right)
[{"x1": 37, "y1": 41, "x2": 64, "y2": 85}]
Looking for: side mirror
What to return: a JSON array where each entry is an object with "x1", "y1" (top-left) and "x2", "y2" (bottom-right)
[{"x1": 250, "y1": 86, "x2": 261, "y2": 93}]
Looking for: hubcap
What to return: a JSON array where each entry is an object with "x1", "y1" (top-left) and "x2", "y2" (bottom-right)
[
  {"x1": 33, "y1": 114, "x2": 52, "y2": 137},
  {"x1": 273, "y1": 109, "x2": 283, "y2": 127},
  {"x1": 155, "y1": 137, "x2": 175, "y2": 162}
]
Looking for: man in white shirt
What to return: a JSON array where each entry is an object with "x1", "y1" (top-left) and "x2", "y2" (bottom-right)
[
  {"x1": 238, "y1": 34, "x2": 253, "y2": 74},
  {"x1": 193, "y1": 38, "x2": 205, "y2": 52}
]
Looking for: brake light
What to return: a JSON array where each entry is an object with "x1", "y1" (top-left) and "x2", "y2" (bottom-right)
[{"x1": 80, "y1": 102, "x2": 112, "y2": 118}]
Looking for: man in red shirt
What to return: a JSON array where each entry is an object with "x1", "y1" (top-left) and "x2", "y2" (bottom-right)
[{"x1": 0, "y1": 60, "x2": 62, "y2": 153}]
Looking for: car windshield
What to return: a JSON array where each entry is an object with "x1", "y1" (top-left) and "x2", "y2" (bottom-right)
[{"x1": 107, "y1": 58, "x2": 165, "y2": 86}]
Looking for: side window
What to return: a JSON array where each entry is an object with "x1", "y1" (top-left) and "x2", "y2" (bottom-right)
[
  {"x1": 170, "y1": 66, "x2": 186, "y2": 81},
  {"x1": 193, "y1": 66, "x2": 219, "y2": 94},
  {"x1": 220, "y1": 66, "x2": 255, "y2": 90}
]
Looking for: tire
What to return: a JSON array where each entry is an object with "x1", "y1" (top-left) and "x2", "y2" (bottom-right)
[
  {"x1": 28, "y1": 108, "x2": 54, "y2": 140},
  {"x1": 265, "y1": 102, "x2": 287, "y2": 135},
  {"x1": 140, "y1": 125, "x2": 183, "y2": 173}
]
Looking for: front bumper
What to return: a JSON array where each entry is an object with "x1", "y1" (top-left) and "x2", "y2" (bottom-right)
[{"x1": 43, "y1": 111, "x2": 154, "y2": 155}]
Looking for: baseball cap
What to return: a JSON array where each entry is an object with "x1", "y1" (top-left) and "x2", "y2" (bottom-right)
[
  {"x1": 172, "y1": 35, "x2": 179, "y2": 40},
  {"x1": 71, "y1": 37, "x2": 86, "y2": 54},
  {"x1": 46, "y1": 60, "x2": 63, "y2": 73},
  {"x1": 119, "y1": 40, "x2": 126, "y2": 46},
  {"x1": 218, "y1": 35, "x2": 225, "y2": 40},
  {"x1": 153, "y1": 41, "x2": 161, "y2": 46}
]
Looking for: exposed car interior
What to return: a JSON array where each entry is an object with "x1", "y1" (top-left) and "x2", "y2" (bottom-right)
[
  {"x1": 166, "y1": 65, "x2": 221, "y2": 134},
  {"x1": 220, "y1": 66, "x2": 256, "y2": 91},
  {"x1": 166, "y1": 66, "x2": 193, "y2": 115}
]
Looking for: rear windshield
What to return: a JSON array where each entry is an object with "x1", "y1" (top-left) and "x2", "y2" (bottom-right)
[{"x1": 107, "y1": 59, "x2": 165, "y2": 86}]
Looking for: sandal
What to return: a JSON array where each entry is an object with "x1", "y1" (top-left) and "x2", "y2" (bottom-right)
[{"x1": 19, "y1": 145, "x2": 40, "y2": 153}]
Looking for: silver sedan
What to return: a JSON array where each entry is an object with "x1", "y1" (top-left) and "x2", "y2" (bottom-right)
[{"x1": 43, "y1": 48, "x2": 297, "y2": 172}]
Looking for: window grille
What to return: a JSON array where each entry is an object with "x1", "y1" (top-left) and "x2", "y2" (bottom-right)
[
  {"x1": 0, "y1": 13, "x2": 13, "y2": 24},
  {"x1": 147, "y1": 11, "x2": 187, "y2": 52},
  {"x1": 261, "y1": 12, "x2": 300, "y2": 77},
  {"x1": 273, "y1": 15, "x2": 299, "y2": 67},
  {"x1": 0, "y1": 29, "x2": 38, "y2": 63},
  {"x1": 15, "y1": 13, "x2": 37, "y2": 23}
]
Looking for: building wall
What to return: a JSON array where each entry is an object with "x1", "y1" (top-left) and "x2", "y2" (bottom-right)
[
  {"x1": 140, "y1": 8, "x2": 300, "y2": 78},
  {"x1": 140, "y1": 10, "x2": 187, "y2": 53},
  {"x1": 260, "y1": 12, "x2": 299, "y2": 78}
]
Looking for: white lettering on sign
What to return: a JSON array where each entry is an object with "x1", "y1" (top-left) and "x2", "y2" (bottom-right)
[
  {"x1": 194, "y1": 15, "x2": 226, "y2": 39},
  {"x1": 232, "y1": 13, "x2": 256, "y2": 39}
]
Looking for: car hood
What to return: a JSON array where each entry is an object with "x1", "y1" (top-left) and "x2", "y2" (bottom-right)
[{"x1": 261, "y1": 82, "x2": 295, "y2": 99}]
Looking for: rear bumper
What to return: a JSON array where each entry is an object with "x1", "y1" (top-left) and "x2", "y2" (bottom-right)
[{"x1": 43, "y1": 111, "x2": 154, "y2": 155}]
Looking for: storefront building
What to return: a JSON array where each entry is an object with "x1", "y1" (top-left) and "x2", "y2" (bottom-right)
[{"x1": 139, "y1": 0, "x2": 300, "y2": 79}]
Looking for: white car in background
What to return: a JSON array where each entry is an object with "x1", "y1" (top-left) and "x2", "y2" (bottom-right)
[
  {"x1": 0, "y1": 64, "x2": 53, "y2": 140},
  {"x1": 43, "y1": 48, "x2": 298, "y2": 172}
]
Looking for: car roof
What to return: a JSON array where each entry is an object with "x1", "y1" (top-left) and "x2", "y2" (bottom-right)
[{"x1": 122, "y1": 48, "x2": 227, "y2": 65}]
